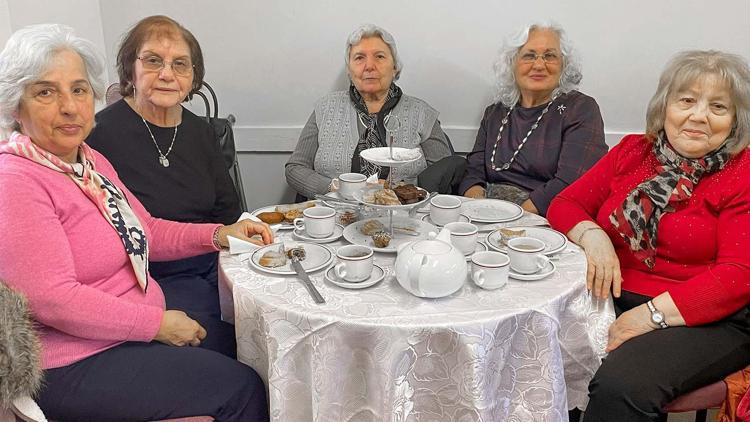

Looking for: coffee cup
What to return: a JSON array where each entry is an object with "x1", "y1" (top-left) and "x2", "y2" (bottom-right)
[
  {"x1": 293, "y1": 206, "x2": 336, "y2": 238},
  {"x1": 444, "y1": 222, "x2": 478, "y2": 255},
  {"x1": 507, "y1": 237, "x2": 550, "y2": 274},
  {"x1": 470, "y1": 251, "x2": 510, "y2": 290},
  {"x1": 430, "y1": 195, "x2": 462, "y2": 226},
  {"x1": 334, "y1": 245, "x2": 374, "y2": 282},
  {"x1": 332, "y1": 173, "x2": 367, "y2": 200}
]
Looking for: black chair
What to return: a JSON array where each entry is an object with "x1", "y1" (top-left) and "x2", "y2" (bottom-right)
[
  {"x1": 104, "y1": 82, "x2": 248, "y2": 212},
  {"x1": 192, "y1": 82, "x2": 248, "y2": 212}
]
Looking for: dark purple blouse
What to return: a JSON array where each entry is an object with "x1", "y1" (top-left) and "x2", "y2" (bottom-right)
[{"x1": 459, "y1": 90, "x2": 607, "y2": 216}]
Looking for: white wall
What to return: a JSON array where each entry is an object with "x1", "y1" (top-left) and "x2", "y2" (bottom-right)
[{"x1": 1, "y1": 1, "x2": 749, "y2": 208}]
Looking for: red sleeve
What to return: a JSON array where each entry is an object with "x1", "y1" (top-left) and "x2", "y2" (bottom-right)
[
  {"x1": 669, "y1": 170, "x2": 750, "y2": 325},
  {"x1": 547, "y1": 134, "x2": 641, "y2": 233}
]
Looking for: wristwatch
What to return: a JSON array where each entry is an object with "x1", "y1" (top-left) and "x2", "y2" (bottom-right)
[{"x1": 646, "y1": 300, "x2": 668, "y2": 329}]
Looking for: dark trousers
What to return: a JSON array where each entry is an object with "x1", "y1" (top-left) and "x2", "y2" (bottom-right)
[
  {"x1": 37, "y1": 312, "x2": 268, "y2": 422},
  {"x1": 150, "y1": 252, "x2": 222, "y2": 318},
  {"x1": 583, "y1": 292, "x2": 750, "y2": 422},
  {"x1": 417, "y1": 155, "x2": 468, "y2": 195}
]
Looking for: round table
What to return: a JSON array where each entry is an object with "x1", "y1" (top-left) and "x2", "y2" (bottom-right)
[{"x1": 219, "y1": 214, "x2": 615, "y2": 422}]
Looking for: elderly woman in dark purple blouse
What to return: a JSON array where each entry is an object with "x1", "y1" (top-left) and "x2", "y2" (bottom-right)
[{"x1": 460, "y1": 22, "x2": 607, "y2": 216}]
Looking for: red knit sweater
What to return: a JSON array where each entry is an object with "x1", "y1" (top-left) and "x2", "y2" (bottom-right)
[{"x1": 548, "y1": 134, "x2": 750, "y2": 325}]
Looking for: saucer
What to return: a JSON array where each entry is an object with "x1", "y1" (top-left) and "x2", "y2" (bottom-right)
[
  {"x1": 293, "y1": 224, "x2": 344, "y2": 243},
  {"x1": 509, "y1": 261, "x2": 556, "y2": 281},
  {"x1": 420, "y1": 213, "x2": 471, "y2": 227},
  {"x1": 325, "y1": 264, "x2": 386, "y2": 289},
  {"x1": 463, "y1": 241, "x2": 488, "y2": 261}
]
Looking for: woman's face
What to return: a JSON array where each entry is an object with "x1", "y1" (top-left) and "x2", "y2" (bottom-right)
[
  {"x1": 132, "y1": 34, "x2": 194, "y2": 110},
  {"x1": 513, "y1": 29, "x2": 562, "y2": 104},
  {"x1": 664, "y1": 75, "x2": 735, "y2": 158},
  {"x1": 17, "y1": 49, "x2": 95, "y2": 163},
  {"x1": 347, "y1": 36, "x2": 396, "y2": 100}
]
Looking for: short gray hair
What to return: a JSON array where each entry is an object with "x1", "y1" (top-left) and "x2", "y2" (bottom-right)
[
  {"x1": 493, "y1": 22, "x2": 582, "y2": 107},
  {"x1": 345, "y1": 24, "x2": 403, "y2": 80},
  {"x1": 646, "y1": 50, "x2": 750, "y2": 155},
  {"x1": 0, "y1": 24, "x2": 105, "y2": 138}
]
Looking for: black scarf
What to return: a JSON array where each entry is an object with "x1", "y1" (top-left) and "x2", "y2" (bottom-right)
[{"x1": 349, "y1": 83, "x2": 403, "y2": 177}]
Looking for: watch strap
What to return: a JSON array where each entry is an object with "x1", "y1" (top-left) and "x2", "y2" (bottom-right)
[{"x1": 646, "y1": 300, "x2": 669, "y2": 329}]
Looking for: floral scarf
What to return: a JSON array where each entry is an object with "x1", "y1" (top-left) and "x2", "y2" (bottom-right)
[
  {"x1": 609, "y1": 132, "x2": 731, "y2": 268},
  {"x1": 0, "y1": 132, "x2": 150, "y2": 291}
]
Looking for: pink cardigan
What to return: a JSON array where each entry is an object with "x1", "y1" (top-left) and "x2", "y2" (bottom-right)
[{"x1": 0, "y1": 151, "x2": 221, "y2": 369}]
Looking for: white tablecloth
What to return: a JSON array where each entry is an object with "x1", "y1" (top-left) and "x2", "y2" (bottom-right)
[{"x1": 219, "y1": 214, "x2": 615, "y2": 422}]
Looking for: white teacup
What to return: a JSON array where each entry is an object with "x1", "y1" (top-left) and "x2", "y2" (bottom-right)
[
  {"x1": 332, "y1": 173, "x2": 367, "y2": 200},
  {"x1": 293, "y1": 206, "x2": 336, "y2": 238},
  {"x1": 470, "y1": 251, "x2": 510, "y2": 290},
  {"x1": 335, "y1": 245, "x2": 374, "y2": 282},
  {"x1": 507, "y1": 237, "x2": 551, "y2": 274},
  {"x1": 430, "y1": 195, "x2": 462, "y2": 226},
  {"x1": 444, "y1": 222, "x2": 478, "y2": 255}
]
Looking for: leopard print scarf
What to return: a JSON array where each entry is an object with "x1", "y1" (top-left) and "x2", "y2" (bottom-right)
[{"x1": 609, "y1": 132, "x2": 731, "y2": 268}]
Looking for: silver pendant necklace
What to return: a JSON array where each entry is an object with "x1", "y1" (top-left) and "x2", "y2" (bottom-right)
[
  {"x1": 141, "y1": 116, "x2": 177, "y2": 167},
  {"x1": 489, "y1": 93, "x2": 559, "y2": 171}
]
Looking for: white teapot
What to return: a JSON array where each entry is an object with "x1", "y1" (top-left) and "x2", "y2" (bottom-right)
[{"x1": 394, "y1": 227, "x2": 467, "y2": 298}]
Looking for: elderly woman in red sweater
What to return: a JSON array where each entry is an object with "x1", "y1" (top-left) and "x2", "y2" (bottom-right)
[
  {"x1": 548, "y1": 50, "x2": 750, "y2": 421},
  {"x1": 0, "y1": 24, "x2": 271, "y2": 421}
]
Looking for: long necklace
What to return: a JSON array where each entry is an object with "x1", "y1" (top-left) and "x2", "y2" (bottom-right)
[
  {"x1": 489, "y1": 93, "x2": 559, "y2": 171},
  {"x1": 141, "y1": 116, "x2": 177, "y2": 167}
]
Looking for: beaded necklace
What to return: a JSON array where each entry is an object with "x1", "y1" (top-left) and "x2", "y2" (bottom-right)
[{"x1": 489, "y1": 93, "x2": 559, "y2": 171}]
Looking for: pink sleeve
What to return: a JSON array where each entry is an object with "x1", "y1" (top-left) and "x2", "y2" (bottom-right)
[
  {"x1": 0, "y1": 174, "x2": 162, "y2": 342},
  {"x1": 99, "y1": 157, "x2": 222, "y2": 262}
]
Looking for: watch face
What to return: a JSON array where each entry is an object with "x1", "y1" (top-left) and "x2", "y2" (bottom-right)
[{"x1": 652, "y1": 312, "x2": 664, "y2": 324}]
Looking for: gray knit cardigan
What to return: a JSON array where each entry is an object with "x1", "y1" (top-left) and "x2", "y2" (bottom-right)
[{"x1": 285, "y1": 91, "x2": 452, "y2": 198}]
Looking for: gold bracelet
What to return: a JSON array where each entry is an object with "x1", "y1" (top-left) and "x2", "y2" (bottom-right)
[{"x1": 576, "y1": 226, "x2": 603, "y2": 244}]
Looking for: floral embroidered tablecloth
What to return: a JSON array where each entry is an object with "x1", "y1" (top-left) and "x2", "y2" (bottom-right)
[{"x1": 219, "y1": 215, "x2": 615, "y2": 422}]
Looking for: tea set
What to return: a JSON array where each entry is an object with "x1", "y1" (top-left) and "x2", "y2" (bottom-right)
[{"x1": 253, "y1": 155, "x2": 567, "y2": 298}]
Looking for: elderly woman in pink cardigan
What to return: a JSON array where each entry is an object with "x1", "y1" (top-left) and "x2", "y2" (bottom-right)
[{"x1": 0, "y1": 24, "x2": 270, "y2": 421}]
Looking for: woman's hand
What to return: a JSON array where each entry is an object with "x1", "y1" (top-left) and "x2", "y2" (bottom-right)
[
  {"x1": 568, "y1": 222, "x2": 622, "y2": 299},
  {"x1": 521, "y1": 199, "x2": 539, "y2": 215},
  {"x1": 605, "y1": 305, "x2": 654, "y2": 352},
  {"x1": 217, "y1": 220, "x2": 274, "y2": 247},
  {"x1": 154, "y1": 310, "x2": 207, "y2": 347},
  {"x1": 581, "y1": 228, "x2": 622, "y2": 299},
  {"x1": 464, "y1": 185, "x2": 486, "y2": 199}
]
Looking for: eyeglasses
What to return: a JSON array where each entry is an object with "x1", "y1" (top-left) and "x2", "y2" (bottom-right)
[
  {"x1": 517, "y1": 52, "x2": 561, "y2": 64},
  {"x1": 137, "y1": 55, "x2": 194, "y2": 76}
]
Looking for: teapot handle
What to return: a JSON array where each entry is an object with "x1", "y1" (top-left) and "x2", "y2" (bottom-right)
[{"x1": 407, "y1": 253, "x2": 429, "y2": 295}]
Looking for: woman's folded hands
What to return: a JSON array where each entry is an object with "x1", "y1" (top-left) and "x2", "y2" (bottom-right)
[{"x1": 154, "y1": 310, "x2": 207, "y2": 347}]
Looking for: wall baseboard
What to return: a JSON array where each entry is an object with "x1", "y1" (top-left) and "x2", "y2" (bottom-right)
[{"x1": 233, "y1": 126, "x2": 634, "y2": 153}]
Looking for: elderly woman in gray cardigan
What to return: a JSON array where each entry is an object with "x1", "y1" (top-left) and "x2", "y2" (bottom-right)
[{"x1": 285, "y1": 24, "x2": 454, "y2": 199}]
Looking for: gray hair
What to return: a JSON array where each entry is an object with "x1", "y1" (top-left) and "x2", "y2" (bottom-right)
[
  {"x1": 0, "y1": 24, "x2": 105, "y2": 138},
  {"x1": 493, "y1": 22, "x2": 582, "y2": 107},
  {"x1": 345, "y1": 24, "x2": 403, "y2": 80},
  {"x1": 646, "y1": 50, "x2": 750, "y2": 155}
]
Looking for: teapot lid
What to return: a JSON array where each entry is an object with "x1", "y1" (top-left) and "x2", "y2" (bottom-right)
[{"x1": 411, "y1": 239, "x2": 452, "y2": 255}]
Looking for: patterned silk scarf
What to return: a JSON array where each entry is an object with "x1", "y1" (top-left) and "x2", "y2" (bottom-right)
[
  {"x1": 609, "y1": 132, "x2": 731, "y2": 268},
  {"x1": 349, "y1": 83, "x2": 402, "y2": 177},
  {"x1": 0, "y1": 132, "x2": 150, "y2": 291}
]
